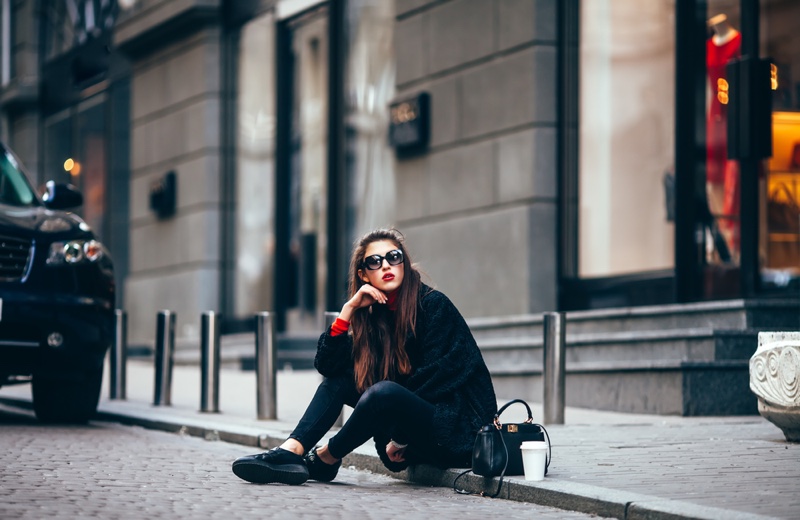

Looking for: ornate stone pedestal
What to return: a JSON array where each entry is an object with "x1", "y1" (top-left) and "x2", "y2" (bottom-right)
[{"x1": 750, "y1": 332, "x2": 800, "y2": 442}]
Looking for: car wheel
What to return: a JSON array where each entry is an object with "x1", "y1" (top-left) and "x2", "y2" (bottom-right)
[{"x1": 32, "y1": 368, "x2": 103, "y2": 424}]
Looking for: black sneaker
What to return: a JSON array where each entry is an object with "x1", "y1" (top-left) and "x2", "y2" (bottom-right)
[
  {"x1": 232, "y1": 447, "x2": 309, "y2": 485},
  {"x1": 304, "y1": 446, "x2": 341, "y2": 482}
]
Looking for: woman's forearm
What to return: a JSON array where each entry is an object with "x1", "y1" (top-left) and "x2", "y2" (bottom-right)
[{"x1": 338, "y1": 301, "x2": 356, "y2": 322}]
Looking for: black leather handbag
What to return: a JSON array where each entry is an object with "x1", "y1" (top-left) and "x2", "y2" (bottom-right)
[{"x1": 454, "y1": 399, "x2": 551, "y2": 497}]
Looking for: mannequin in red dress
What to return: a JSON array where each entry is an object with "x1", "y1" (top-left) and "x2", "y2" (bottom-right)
[{"x1": 706, "y1": 14, "x2": 741, "y2": 259}]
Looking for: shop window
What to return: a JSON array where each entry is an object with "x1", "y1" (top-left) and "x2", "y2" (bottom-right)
[
  {"x1": 700, "y1": 0, "x2": 800, "y2": 294},
  {"x1": 759, "y1": 0, "x2": 800, "y2": 290},
  {"x1": 43, "y1": 96, "x2": 108, "y2": 241},
  {"x1": 285, "y1": 7, "x2": 329, "y2": 327},
  {"x1": 233, "y1": 12, "x2": 277, "y2": 318},
  {"x1": 704, "y1": 7, "x2": 742, "y2": 268},
  {"x1": 578, "y1": 0, "x2": 676, "y2": 277},
  {"x1": 344, "y1": 0, "x2": 396, "y2": 239},
  {"x1": 75, "y1": 97, "x2": 107, "y2": 238}
]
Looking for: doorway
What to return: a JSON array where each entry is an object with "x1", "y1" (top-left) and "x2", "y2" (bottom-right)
[{"x1": 275, "y1": 5, "x2": 331, "y2": 334}]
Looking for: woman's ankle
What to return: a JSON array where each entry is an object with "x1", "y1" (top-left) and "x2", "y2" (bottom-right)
[
  {"x1": 316, "y1": 445, "x2": 340, "y2": 465},
  {"x1": 279, "y1": 438, "x2": 306, "y2": 457}
]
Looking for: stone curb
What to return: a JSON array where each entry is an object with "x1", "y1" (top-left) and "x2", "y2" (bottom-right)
[{"x1": 0, "y1": 395, "x2": 777, "y2": 520}]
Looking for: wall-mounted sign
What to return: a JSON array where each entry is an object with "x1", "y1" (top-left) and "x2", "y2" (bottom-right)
[
  {"x1": 149, "y1": 171, "x2": 176, "y2": 219},
  {"x1": 388, "y1": 92, "x2": 430, "y2": 157}
]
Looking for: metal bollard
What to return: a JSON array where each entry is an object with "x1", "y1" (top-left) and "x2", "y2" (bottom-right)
[
  {"x1": 109, "y1": 309, "x2": 127, "y2": 400},
  {"x1": 543, "y1": 312, "x2": 566, "y2": 424},
  {"x1": 153, "y1": 310, "x2": 176, "y2": 406},
  {"x1": 200, "y1": 311, "x2": 221, "y2": 413},
  {"x1": 255, "y1": 312, "x2": 277, "y2": 420},
  {"x1": 324, "y1": 311, "x2": 344, "y2": 427}
]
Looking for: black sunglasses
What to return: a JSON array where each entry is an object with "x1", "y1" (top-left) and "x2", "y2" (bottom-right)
[{"x1": 361, "y1": 249, "x2": 404, "y2": 271}]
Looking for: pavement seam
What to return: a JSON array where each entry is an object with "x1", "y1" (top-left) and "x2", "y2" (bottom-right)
[{"x1": 0, "y1": 395, "x2": 779, "y2": 520}]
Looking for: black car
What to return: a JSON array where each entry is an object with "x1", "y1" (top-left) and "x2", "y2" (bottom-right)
[{"x1": 0, "y1": 142, "x2": 115, "y2": 423}]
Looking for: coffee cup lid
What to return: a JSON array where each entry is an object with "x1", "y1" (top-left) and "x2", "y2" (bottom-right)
[{"x1": 520, "y1": 441, "x2": 548, "y2": 449}]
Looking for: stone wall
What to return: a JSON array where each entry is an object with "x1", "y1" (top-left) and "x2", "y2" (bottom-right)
[
  {"x1": 393, "y1": 0, "x2": 558, "y2": 318},
  {"x1": 117, "y1": 1, "x2": 225, "y2": 345}
]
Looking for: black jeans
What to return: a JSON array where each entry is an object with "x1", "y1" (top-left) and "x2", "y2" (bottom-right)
[{"x1": 289, "y1": 376, "x2": 435, "y2": 461}]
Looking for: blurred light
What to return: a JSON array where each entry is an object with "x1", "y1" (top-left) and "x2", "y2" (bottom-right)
[
  {"x1": 83, "y1": 240, "x2": 104, "y2": 261},
  {"x1": 63, "y1": 242, "x2": 84, "y2": 264},
  {"x1": 717, "y1": 78, "x2": 729, "y2": 105},
  {"x1": 771, "y1": 63, "x2": 778, "y2": 90},
  {"x1": 63, "y1": 158, "x2": 74, "y2": 171},
  {"x1": 70, "y1": 161, "x2": 81, "y2": 176},
  {"x1": 47, "y1": 332, "x2": 64, "y2": 348}
]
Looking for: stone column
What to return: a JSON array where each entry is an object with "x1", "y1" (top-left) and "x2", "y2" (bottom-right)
[{"x1": 750, "y1": 332, "x2": 800, "y2": 442}]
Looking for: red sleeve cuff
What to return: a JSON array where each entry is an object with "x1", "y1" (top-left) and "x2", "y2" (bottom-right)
[{"x1": 330, "y1": 317, "x2": 350, "y2": 336}]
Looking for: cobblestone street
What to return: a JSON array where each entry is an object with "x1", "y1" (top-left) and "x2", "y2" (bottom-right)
[{"x1": 0, "y1": 406, "x2": 596, "y2": 519}]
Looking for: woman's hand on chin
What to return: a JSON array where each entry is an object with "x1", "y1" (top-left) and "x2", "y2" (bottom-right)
[
  {"x1": 338, "y1": 284, "x2": 387, "y2": 322},
  {"x1": 349, "y1": 284, "x2": 387, "y2": 309}
]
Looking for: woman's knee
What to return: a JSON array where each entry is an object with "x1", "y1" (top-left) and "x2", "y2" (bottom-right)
[
  {"x1": 319, "y1": 375, "x2": 350, "y2": 392},
  {"x1": 358, "y1": 381, "x2": 405, "y2": 411}
]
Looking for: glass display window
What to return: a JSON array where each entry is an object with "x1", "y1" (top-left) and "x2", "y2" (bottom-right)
[
  {"x1": 703, "y1": 0, "x2": 800, "y2": 295},
  {"x1": 344, "y1": 0, "x2": 396, "y2": 241},
  {"x1": 42, "y1": 95, "x2": 108, "y2": 241},
  {"x1": 578, "y1": 0, "x2": 676, "y2": 278},
  {"x1": 234, "y1": 12, "x2": 278, "y2": 319},
  {"x1": 761, "y1": 0, "x2": 800, "y2": 291},
  {"x1": 704, "y1": 5, "x2": 742, "y2": 268}
]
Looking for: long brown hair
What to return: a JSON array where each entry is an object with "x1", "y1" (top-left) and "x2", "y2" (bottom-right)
[{"x1": 348, "y1": 228, "x2": 421, "y2": 392}]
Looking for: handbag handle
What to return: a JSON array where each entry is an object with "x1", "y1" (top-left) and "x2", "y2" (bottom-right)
[
  {"x1": 453, "y1": 431, "x2": 509, "y2": 499},
  {"x1": 493, "y1": 398, "x2": 533, "y2": 428},
  {"x1": 540, "y1": 423, "x2": 552, "y2": 472}
]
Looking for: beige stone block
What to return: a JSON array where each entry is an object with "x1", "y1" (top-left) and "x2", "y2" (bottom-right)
[
  {"x1": 185, "y1": 98, "x2": 222, "y2": 156},
  {"x1": 405, "y1": 207, "x2": 535, "y2": 318},
  {"x1": 129, "y1": 209, "x2": 221, "y2": 272},
  {"x1": 462, "y1": 47, "x2": 556, "y2": 139},
  {"x1": 497, "y1": 127, "x2": 557, "y2": 202},
  {"x1": 130, "y1": 120, "x2": 157, "y2": 171},
  {"x1": 165, "y1": 34, "x2": 221, "y2": 106},
  {"x1": 124, "y1": 267, "x2": 220, "y2": 345},
  {"x1": 429, "y1": 0, "x2": 493, "y2": 74},
  {"x1": 396, "y1": 155, "x2": 429, "y2": 221},
  {"x1": 498, "y1": 0, "x2": 557, "y2": 50},
  {"x1": 395, "y1": 14, "x2": 429, "y2": 85},
  {"x1": 427, "y1": 77, "x2": 459, "y2": 147},
  {"x1": 132, "y1": 63, "x2": 167, "y2": 120},
  {"x1": 428, "y1": 142, "x2": 494, "y2": 215}
]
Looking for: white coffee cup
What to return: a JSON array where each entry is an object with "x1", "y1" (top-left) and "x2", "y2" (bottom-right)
[{"x1": 520, "y1": 441, "x2": 548, "y2": 481}]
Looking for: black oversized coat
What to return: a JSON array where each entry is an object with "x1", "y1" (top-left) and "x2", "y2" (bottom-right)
[{"x1": 314, "y1": 284, "x2": 497, "y2": 471}]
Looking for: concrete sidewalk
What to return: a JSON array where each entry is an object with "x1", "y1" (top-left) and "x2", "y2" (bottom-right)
[{"x1": 1, "y1": 359, "x2": 797, "y2": 520}]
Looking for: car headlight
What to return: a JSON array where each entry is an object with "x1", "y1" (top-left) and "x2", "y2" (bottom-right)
[{"x1": 47, "y1": 240, "x2": 108, "y2": 265}]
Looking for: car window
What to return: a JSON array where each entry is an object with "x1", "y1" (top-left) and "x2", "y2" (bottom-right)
[{"x1": 0, "y1": 148, "x2": 37, "y2": 207}]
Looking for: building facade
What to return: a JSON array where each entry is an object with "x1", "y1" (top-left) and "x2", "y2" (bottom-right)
[{"x1": 1, "y1": 0, "x2": 797, "y2": 356}]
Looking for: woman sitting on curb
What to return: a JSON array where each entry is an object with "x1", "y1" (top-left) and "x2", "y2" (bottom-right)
[{"x1": 231, "y1": 228, "x2": 497, "y2": 485}]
